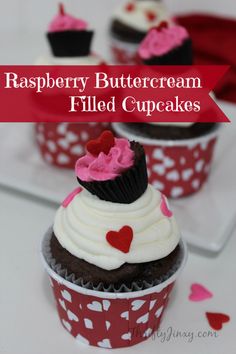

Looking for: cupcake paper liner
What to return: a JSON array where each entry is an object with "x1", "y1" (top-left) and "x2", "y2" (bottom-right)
[
  {"x1": 77, "y1": 141, "x2": 148, "y2": 204},
  {"x1": 113, "y1": 123, "x2": 221, "y2": 198},
  {"x1": 41, "y1": 228, "x2": 187, "y2": 348},
  {"x1": 35, "y1": 122, "x2": 110, "y2": 169},
  {"x1": 47, "y1": 30, "x2": 94, "y2": 57}
]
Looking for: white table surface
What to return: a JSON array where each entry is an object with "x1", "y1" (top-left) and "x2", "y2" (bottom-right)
[{"x1": 0, "y1": 184, "x2": 235, "y2": 354}]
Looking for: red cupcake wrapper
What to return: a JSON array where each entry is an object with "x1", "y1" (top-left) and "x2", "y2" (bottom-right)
[
  {"x1": 35, "y1": 123, "x2": 110, "y2": 169},
  {"x1": 110, "y1": 37, "x2": 141, "y2": 64},
  {"x1": 112, "y1": 124, "x2": 221, "y2": 198},
  {"x1": 41, "y1": 233, "x2": 187, "y2": 349}
]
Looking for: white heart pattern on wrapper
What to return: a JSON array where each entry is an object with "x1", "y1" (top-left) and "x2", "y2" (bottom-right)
[
  {"x1": 105, "y1": 321, "x2": 111, "y2": 330},
  {"x1": 143, "y1": 328, "x2": 153, "y2": 338},
  {"x1": 131, "y1": 300, "x2": 146, "y2": 311},
  {"x1": 121, "y1": 311, "x2": 129, "y2": 320},
  {"x1": 149, "y1": 299, "x2": 157, "y2": 310},
  {"x1": 61, "y1": 290, "x2": 72, "y2": 302},
  {"x1": 155, "y1": 305, "x2": 164, "y2": 318},
  {"x1": 67, "y1": 310, "x2": 79, "y2": 322},
  {"x1": 57, "y1": 153, "x2": 70, "y2": 165},
  {"x1": 97, "y1": 338, "x2": 112, "y2": 349},
  {"x1": 59, "y1": 298, "x2": 66, "y2": 311},
  {"x1": 87, "y1": 300, "x2": 111, "y2": 312},
  {"x1": 121, "y1": 332, "x2": 132, "y2": 341},
  {"x1": 84, "y1": 318, "x2": 93, "y2": 329},
  {"x1": 76, "y1": 334, "x2": 90, "y2": 345},
  {"x1": 136, "y1": 313, "x2": 149, "y2": 324},
  {"x1": 87, "y1": 301, "x2": 102, "y2": 312}
]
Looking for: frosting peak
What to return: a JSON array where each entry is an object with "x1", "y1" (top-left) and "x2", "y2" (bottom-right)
[
  {"x1": 48, "y1": 4, "x2": 88, "y2": 32},
  {"x1": 75, "y1": 137, "x2": 134, "y2": 182},
  {"x1": 139, "y1": 24, "x2": 189, "y2": 59}
]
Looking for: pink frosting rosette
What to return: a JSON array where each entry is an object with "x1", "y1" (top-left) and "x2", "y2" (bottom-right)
[
  {"x1": 48, "y1": 4, "x2": 88, "y2": 32},
  {"x1": 75, "y1": 138, "x2": 134, "y2": 182},
  {"x1": 75, "y1": 130, "x2": 148, "y2": 204},
  {"x1": 139, "y1": 23, "x2": 189, "y2": 60}
]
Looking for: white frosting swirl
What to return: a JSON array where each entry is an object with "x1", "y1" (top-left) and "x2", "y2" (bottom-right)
[
  {"x1": 113, "y1": 1, "x2": 171, "y2": 33},
  {"x1": 53, "y1": 185, "x2": 180, "y2": 270}
]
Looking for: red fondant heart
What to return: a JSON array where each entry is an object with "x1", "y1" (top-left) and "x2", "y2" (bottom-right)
[
  {"x1": 146, "y1": 11, "x2": 157, "y2": 22},
  {"x1": 156, "y1": 21, "x2": 168, "y2": 31},
  {"x1": 86, "y1": 130, "x2": 115, "y2": 156},
  {"x1": 125, "y1": 3, "x2": 135, "y2": 12},
  {"x1": 206, "y1": 312, "x2": 230, "y2": 331},
  {"x1": 106, "y1": 226, "x2": 133, "y2": 253}
]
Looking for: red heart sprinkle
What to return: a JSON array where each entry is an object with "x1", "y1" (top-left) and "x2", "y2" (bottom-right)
[
  {"x1": 86, "y1": 130, "x2": 115, "y2": 156},
  {"x1": 206, "y1": 312, "x2": 230, "y2": 331},
  {"x1": 125, "y1": 3, "x2": 135, "y2": 12},
  {"x1": 146, "y1": 11, "x2": 157, "y2": 22},
  {"x1": 156, "y1": 21, "x2": 168, "y2": 31},
  {"x1": 106, "y1": 226, "x2": 133, "y2": 253}
]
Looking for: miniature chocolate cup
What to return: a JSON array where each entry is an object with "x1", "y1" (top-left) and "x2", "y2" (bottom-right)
[
  {"x1": 47, "y1": 30, "x2": 94, "y2": 57},
  {"x1": 77, "y1": 142, "x2": 148, "y2": 204}
]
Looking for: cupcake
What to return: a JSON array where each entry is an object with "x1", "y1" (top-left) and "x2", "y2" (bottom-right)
[
  {"x1": 138, "y1": 21, "x2": 193, "y2": 65},
  {"x1": 112, "y1": 23, "x2": 219, "y2": 198},
  {"x1": 110, "y1": 0, "x2": 171, "y2": 64},
  {"x1": 35, "y1": 4, "x2": 109, "y2": 169},
  {"x1": 38, "y1": 3, "x2": 103, "y2": 65},
  {"x1": 112, "y1": 122, "x2": 220, "y2": 198},
  {"x1": 41, "y1": 130, "x2": 187, "y2": 348}
]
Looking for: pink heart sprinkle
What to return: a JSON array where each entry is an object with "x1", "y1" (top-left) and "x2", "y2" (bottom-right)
[
  {"x1": 160, "y1": 194, "x2": 173, "y2": 218},
  {"x1": 62, "y1": 187, "x2": 82, "y2": 208},
  {"x1": 189, "y1": 283, "x2": 213, "y2": 302}
]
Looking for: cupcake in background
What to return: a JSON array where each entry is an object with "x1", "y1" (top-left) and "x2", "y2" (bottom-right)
[
  {"x1": 35, "y1": 4, "x2": 109, "y2": 169},
  {"x1": 37, "y1": 3, "x2": 103, "y2": 65},
  {"x1": 112, "y1": 24, "x2": 219, "y2": 198},
  {"x1": 41, "y1": 130, "x2": 187, "y2": 348},
  {"x1": 113, "y1": 120, "x2": 219, "y2": 199},
  {"x1": 110, "y1": 0, "x2": 171, "y2": 64},
  {"x1": 35, "y1": 123, "x2": 110, "y2": 169}
]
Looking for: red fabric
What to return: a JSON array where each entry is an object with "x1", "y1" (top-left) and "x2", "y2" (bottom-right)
[{"x1": 177, "y1": 14, "x2": 236, "y2": 103}]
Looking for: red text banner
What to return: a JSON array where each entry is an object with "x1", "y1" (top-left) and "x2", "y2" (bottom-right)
[{"x1": 0, "y1": 65, "x2": 230, "y2": 122}]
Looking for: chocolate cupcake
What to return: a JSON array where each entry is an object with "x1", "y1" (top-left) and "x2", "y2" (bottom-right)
[
  {"x1": 47, "y1": 3, "x2": 93, "y2": 57},
  {"x1": 41, "y1": 130, "x2": 187, "y2": 347},
  {"x1": 37, "y1": 3, "x2": 103, "y2": 65},
  {"x1": 110, "y1": 0, "x2": 171, "y2": 64}
]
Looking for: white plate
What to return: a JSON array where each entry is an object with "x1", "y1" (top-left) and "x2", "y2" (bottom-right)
[{"x1": 0, "y1": 101, "x2": 235, "y2": 253}]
